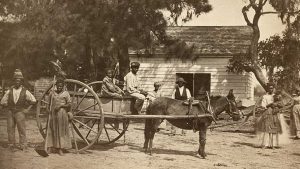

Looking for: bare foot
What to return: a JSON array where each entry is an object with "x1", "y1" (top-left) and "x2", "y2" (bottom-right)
[{"x1": 58, "y1": 149, "x2": 64, "y2": 156}]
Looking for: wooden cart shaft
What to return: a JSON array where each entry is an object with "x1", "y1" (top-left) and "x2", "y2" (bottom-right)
[{"x1": 75, "y1": 110, "x2": 213, "y2": 119}]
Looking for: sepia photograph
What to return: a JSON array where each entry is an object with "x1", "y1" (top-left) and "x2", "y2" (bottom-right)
[{"x1": 0, "y1": 0, "x2": 299, "y2": 169}]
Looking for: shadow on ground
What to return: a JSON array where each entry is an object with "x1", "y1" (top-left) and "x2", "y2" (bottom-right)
[
  {"x1": 125, "y1": 142, "x2": 217, "y2": 158},
  {"x1": 233, "y1": 141, "x2": 260, "y2": 148},
  {"x1": 292, "y1": 153, "x2": 300, "y2": 156}
]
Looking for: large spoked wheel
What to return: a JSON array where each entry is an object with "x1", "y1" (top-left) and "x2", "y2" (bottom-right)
[
  {"x1": 36, "y1": 79, "x2": 104, "y2": 152},
  {"x1": 88, "y1": 81, "x2": 130, "y2": 145}
]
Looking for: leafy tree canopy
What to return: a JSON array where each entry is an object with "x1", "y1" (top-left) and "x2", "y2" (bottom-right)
[
  {"x1": 227, "y1": 0, "x2": 300, "y2": 91},
  {"x1": 0, "y1": 0, "x2": 212, "y2": 81}
]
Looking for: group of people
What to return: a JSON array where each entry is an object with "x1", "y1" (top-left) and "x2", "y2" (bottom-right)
[
  {"x1": 0, "y1": 62, "x2": 192, "y2": 155},
  {"x1": 4, "y1": 63, "x2": 299, "y2": 156},
  {"x1": 0, "y1": 69, "x2": 73, "y2": 155},
  {"x1": 257, "y1": 83, "x2": 300, "y2": 149}
]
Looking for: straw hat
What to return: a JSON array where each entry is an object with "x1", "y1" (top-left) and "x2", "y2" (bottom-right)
[
  {"x1": 13, "y1": 69, "x2": 24, "y2": 79},
  {"x1": 176, "y1": 77, "x2": 186, "y2": 84}
]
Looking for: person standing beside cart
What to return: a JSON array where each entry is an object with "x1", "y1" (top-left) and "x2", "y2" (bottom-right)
[
  {"x1": 47, "y1": 78, "x2": 73, "y2": 155},
  {"x1": 0, "y1": 69, "x2": 36, "y2": 151}
]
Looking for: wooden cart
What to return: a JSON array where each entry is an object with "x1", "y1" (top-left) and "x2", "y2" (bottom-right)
[{"x1": 36, "y1": 79, "x2": 212, "y2": 153}]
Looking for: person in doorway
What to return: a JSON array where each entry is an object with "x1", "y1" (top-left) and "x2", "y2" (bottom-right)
[
  {"x1": 0, "y1": 69, "x2": 36, "y2": 151},
  {"x1": 47, "y1": 78, "x2": 73, "y2": 155},
  {"x1": 169, "y1": 77, "x2": 191, "y2": 136},
  {"x1": 101, "y1": 68, "x2": 124, "y2": 98},
  {"x1": 124, "y1": 62, "x2": 147, "y2": 114}
]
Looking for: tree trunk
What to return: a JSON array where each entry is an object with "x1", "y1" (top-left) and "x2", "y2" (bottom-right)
[
  {"x1": 251, "y1": 64, "x2": 268, "y2": 90},
  {"x1": 85, "y1": 34, "x2": 97, "y2": 81},
  {"x1": 118, "y1": 44, "x2": 130, "y2": 83},
  {"x1": 242, "y1": 1, "x2": 268, "y2": 91}
]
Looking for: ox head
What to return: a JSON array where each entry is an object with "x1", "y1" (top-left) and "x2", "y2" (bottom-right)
[{"x1": 225, "y1": 98, "x2": 241, "y2": 121}]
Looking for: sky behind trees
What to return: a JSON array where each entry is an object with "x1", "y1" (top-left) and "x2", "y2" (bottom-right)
[{"x1": 176, "y1": 0, "x2": 285, "y2": 40}]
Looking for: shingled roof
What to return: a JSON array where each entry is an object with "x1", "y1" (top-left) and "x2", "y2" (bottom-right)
[{"x1": 130, "y1": 26, "x2": 253, "y2": 56}]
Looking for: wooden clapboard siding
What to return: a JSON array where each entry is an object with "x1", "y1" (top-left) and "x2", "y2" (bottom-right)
[
  {"x1": 128, "y1": 26, "x2": 254, "y2": 100},
  {"x1": 131, "y1": 55, "x2": 253, "y2": 100}
]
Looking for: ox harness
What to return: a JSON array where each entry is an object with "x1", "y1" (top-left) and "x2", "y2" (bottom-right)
[{"x1": 183, "y1": 98, "x2": 213, "y2": 132}]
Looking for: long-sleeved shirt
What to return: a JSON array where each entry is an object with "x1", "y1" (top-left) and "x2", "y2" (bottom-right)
[
  {"x1": 1, "y1": 86, "x2": 36, "y2": 106},
  {"x1": 171, "y1": 86, "x2": 191, "y2": 99},
  {"x1": 261, "y1": 93, "x2": 274, "y2": 108},
  {"x1": 124, "y1": 72, "x2": 140, "y2": 94},
  {"x1": 101, "y1": 76, "x2": 123, "y2": 96},
  {"x1": 148, "y1": 89, "x2": 163, "y2": 101}
]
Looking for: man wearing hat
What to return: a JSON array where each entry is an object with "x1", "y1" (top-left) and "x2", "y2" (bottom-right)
[
  {"x1": 170, "y1": 77, "x2": 191, "y2": 135},
  {"x1": 171, "y1": 77, "x2": 191, "y2": 100},
  {"x1": 1, "y1": 69, "x2": 36, "y2": 151},
  {"x1": 124, "y1": 62, "x2": 147, "y2": 114}
]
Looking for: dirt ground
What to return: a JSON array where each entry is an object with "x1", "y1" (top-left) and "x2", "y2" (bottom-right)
[{"x1": 0, "y1": 115, "x2": 299, "y2": 169}]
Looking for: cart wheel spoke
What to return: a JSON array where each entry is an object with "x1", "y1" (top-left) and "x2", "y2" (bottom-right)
[
  {"x1": 98, "y1": 119, "x2": 129, "y2": 145},
  {"x1": 104, "y1": 125, "x2": 111, "y2": 142},
  {"x1": 74, "y1": 91, "x2": 90, "y2": 111},
  {"x1": 73, "y1": 119, "x2": 98, "y2": 134},
  {"x1": 74, "y1": 102, "x2": 99, "y2": 116},
  {"x1": 109, "y1": 123, "x2": 121, "y2": 134},
  {"x1": 86, "y1": 119, "x2": 97, "y2": 139},
  {"x1": 72, "y1": 122, "x2": 90, "y2": 145}
]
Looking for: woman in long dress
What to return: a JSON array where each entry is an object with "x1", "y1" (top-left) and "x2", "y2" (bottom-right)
[{"x1": 47, "y1": 78, "x2": 72, "y2": 155}]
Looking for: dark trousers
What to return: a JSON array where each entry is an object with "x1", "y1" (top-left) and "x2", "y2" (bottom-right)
[{"x1": 7, "y1": 110, "x2": 27, "y2": 146}]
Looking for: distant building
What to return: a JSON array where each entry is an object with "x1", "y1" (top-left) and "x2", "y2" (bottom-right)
[{"x1": 129, "y1": 26, "x2": 255, "y2": 100}]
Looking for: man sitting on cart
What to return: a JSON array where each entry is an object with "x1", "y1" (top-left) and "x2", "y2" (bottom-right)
[{"x1": 124, "y1": 62, "x2": 147, "y2": 114}]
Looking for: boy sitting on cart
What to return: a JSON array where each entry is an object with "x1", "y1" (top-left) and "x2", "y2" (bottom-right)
[
  {"x1": 101, "y1": 68, "x2": 124, "y2": 98},
  {"x1": 124, "y1": 62, "x2": 147, "y2": 114}
]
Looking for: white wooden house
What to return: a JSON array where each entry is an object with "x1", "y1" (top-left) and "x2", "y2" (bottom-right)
[{"x1": 129, "y1": 26, "x2": 255, "y2": 100}]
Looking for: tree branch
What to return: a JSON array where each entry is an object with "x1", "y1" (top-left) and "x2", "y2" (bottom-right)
[
  {"x1": 261, "y1": 10, "x2": 300, "y2": 15},
  {"x1": 250, "y1": 0, "x2": 259, "y2": 11},
  {"x1": 242, "y1": 4, "x2": 253, "y2": 26},
  {"x1": 262, "y1": 0, "x2": 268, "y2": 6}
]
